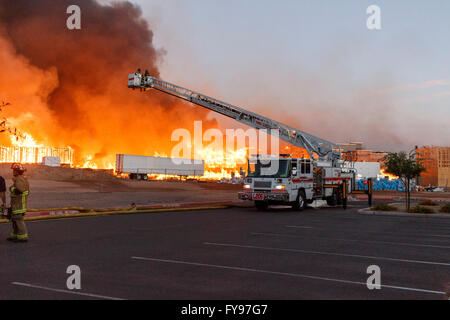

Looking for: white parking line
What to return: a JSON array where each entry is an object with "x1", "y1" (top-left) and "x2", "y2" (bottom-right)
[
  {"x1": 203, "y1": 242, "x2": 450, "y2": 266},
  {"x1": 252, "y1": 232, "x2": 450, "y2": 249},
  {"x1": 285, "y1": 225, "x2": 450, "y2": 238},
  {"x1": 285, "y1": 225, "x2": 314, "y2": 229},
  {"x1": 11, "y1": 282, "x2": 125, "y2": 300},
  {"x1": 131, "y1": 256, "x2": 446, "y2": 296}
]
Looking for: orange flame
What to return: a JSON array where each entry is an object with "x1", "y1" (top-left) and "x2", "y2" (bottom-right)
[
  {"x1": 380, "y1": 168, "x2": 398, "y2": 181},
  {"x1": 143, "y1": 147, "x2": 247, "y2": 181},
  {"x1": 0, "y1": 130, "x2": 74, "y2": 165}
]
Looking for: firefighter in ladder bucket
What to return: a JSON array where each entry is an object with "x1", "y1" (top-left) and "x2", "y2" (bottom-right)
[{"x1": 6, "y1": 163, "x2": 30, "y2": 242}]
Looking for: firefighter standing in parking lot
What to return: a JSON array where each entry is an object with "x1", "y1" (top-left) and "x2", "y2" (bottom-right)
[{"x1": 7, "y1": 163, "x2": 30, "y2": 242}]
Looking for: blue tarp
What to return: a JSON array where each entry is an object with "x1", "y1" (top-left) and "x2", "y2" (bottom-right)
[{"x1": 357, "y1": 178, "x2": 405, "y2": 191}]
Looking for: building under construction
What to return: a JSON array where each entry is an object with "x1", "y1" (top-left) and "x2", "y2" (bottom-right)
[
  {"x1": 0, "y1": 146, "x2": 74, "y2": 165},
  {"x1": 416, "y1": 146, "x2": 450, "y2": 187},
  {"x1": 339, "y1": 142, "x2": 388, "y2": 164}
]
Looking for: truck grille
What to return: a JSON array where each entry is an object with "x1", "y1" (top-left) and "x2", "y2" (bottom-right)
[{"x1": 254, "y1": 181, "x2": 272, "y2": 189}]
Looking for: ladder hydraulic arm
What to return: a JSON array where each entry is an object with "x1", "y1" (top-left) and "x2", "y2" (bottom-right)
[{"x1": 128, "y1": 70, "x2": 342, "y2": 164}]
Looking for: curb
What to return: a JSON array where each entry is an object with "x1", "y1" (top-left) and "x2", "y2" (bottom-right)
[
  {"x1": 24, "y1": 201, "x2": 242, "y2": 214},
  {"x1": 358, "y1": 207, "x2": 450, "y2": 218},
  {"x1": 351, "y1": 197, "x2": 394, "y2": 201},
  {"x1": 22, "y1": 205, "x2": 229, "y2": 222},
  {"x1": 136, "y1": 200, "x2": 249, "y2": 210},
  {"x1": 389, "y1": 196, "x2": 449, "y2": 203},
  {"x1": 25, "y1": 210, "x2": 81, "y2": 218},
  {"x1": 351, "y1": 196, "x2": 449, "y2": 203},
  {"x1": 0, "y1": 200, "x2": 250, "y2": 223},
  {"x1": 412, "y1": 198, "x2": 449, "y2": 203}
]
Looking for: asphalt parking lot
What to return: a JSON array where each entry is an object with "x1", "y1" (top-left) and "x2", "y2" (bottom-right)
[{"x1": 0, "y1": 201, "x2": 449, "y2": 300}]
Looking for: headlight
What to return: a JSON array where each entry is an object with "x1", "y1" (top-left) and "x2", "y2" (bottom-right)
[
  {"x1": 244, "y1": 184, "x2": 251, "y2": 189},
  {"x1": 275, "y1": 185, "x2": 286, "y2": 190}
]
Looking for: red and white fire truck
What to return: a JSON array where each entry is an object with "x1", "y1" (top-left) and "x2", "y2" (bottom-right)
[{"x1": 239, "y1": 154, "x2": 354, "y2": 211}]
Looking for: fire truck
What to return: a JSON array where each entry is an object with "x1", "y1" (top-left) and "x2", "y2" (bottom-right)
[
  {"x1": 128, "y1": 70, "x2": 368, "y2": 211},
  {"x1": 240, "y1": 154, "x2": 354, "y2": 211}
]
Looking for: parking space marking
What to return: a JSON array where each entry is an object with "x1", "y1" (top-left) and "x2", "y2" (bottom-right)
[
  {"x1": 204, "y1": 242, "x2": 450, "y2": 266},
  {"x1": 131, "y1": 256, "x2": 446, "y2": 296},
  {"x1": 285, "y1": 225, "x2": 450, "y2": 238},
  {"x1": 12, "y1": 282, "x2": 125, "y2": 300},
  {"x1": 252, "y1": 232, "x2": 450, "y2": 249},
  {"x1": 285, "y1": 225, "x2": 314, "y2": 229}
]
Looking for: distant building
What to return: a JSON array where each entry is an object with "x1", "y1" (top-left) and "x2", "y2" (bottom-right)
[
  {"x1": 416, "y1": 146, "x2": 450, "y2": 187},
  {"x1": 338, "y1": 142, "x2": 364, "y2": 153},
  {"x1": 338, "y1": 142, "x2": 388, "y2": 164}
]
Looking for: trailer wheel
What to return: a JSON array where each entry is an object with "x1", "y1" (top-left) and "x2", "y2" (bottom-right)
[
  {"x1": 129, "y1": 173, "x2": 136, "y2": 180},
  {"x1": 255, "y1": 201, "x2": 268, "y2": 211},
  {"x1": 142, "y1": 174, "x2": 148, "y2": 181},
  {"x1": 293, "y1": 190, "x2": 307, "y2": 211}
]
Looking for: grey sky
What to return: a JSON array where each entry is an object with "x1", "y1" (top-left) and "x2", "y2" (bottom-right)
[{"x1": 131, "y1": 0, "x2": 450, "y2": 151}]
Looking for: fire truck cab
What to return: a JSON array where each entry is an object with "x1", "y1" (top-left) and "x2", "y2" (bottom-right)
[{"x1": 238, "y1": 155, "x2": 354, "y2": 211}]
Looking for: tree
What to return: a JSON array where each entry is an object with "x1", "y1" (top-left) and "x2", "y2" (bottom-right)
[{"x1": 383, "y1": 152, "x2": 425, "y2": 211}]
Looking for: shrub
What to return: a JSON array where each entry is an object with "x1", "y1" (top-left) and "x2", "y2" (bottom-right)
[
  {"x1": 419, "y1": 199, "x2": 438, "y2": 206},
  {"x1": 371, "y1": 204, "x2": 398, "y2": 211},
  {"x1": 408, "y1": 206, "x2": 435, "y2": 214},
  {"x1": 439, "y1": 204, "x2": 450, "y2": 214}
]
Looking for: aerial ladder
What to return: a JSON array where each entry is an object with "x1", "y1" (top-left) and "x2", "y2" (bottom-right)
[
  {"x1": 128, "y1": 70, "x2": 341, "y2": 165},
  {"x1": 127, "y1": 70, "x2": 372, "y2": 210}
]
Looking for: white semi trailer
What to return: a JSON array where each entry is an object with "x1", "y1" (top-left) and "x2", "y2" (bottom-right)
[
  {"x1": 345, "y1": 162, "x2": 380, "y2": 179},
  {"x1": 115, "y1": 154, "x2": 205, "y2": 180}
]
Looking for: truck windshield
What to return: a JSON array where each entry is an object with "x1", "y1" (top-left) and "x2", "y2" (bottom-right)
[{"x1": 247, "y1": 159, "x2": 290, "y2": 178}]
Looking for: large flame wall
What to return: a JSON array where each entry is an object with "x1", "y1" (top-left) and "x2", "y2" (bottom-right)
[{"x1": 0, "y1": 0, "x2": 217, "y2": 168}]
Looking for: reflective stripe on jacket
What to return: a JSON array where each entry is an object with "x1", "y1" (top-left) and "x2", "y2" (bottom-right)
[{"x1": 10, "y1": 175, "x2": 30, "y2": 215}]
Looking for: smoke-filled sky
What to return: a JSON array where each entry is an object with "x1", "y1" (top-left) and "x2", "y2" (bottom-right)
[
  {"x1": 0, "y1": 0, "x2": 216, "y2": 166},
  {"x1": 0, "y1": 0, "x2": 448, "y2": 165},
  {"x1": 135, "y1": 0, "x2": 450, "y2": 152}
]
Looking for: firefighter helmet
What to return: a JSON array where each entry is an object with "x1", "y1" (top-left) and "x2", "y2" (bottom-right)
[{"x1": 11, "y1": 163, "x2": 26, "y2": 174}]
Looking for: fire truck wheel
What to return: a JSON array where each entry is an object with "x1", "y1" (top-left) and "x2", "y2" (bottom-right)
[
  {"x1": 327, "y1": 190, "x2": 342, "y2": 206},
  {"x1": 255, "y1": 201, "x2": 268, "y2": 211},
  {"x1": 326, "y1": 196, "x2": 336, "y2": 206},
  {"x1": 336, "y1": 191, "x2": 343, "y2": 205},
  {"x1": 293, "y1": 191, "x2": 307, "y2": 211}
]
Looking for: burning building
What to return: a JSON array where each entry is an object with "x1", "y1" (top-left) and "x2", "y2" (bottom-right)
[
  {"x1": 0, "y1": 0, "x2": 217, "y2": 171},
  {"x1": 0, "y1": 146, "x2": 73, "y2": 165},
  {"x1": 0, "y1": 130, "x2": 74, "y2": 165}
]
